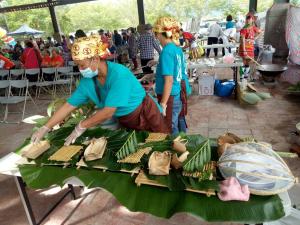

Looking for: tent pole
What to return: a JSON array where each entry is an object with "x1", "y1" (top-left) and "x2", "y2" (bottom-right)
[{"x1": 47, "y1": 0, "x2": 61, "y2": 43}]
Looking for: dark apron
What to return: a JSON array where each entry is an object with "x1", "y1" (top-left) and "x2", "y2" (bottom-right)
[
  {"x1": 179, "y1": 80, "x2": 188, "y2": 117},
  {"x1": 118, "y1": 95, "x2": 170, "y2": 134},
  {"x1": 157, "y1": 80, "x2": 188, "y2": 131}
]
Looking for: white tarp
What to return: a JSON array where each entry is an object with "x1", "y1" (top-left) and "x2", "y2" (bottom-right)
[
  {"x1": 8, "y1": 24, "x2": 44, "y2": 36},
  {"x1": 286, "y1": 6, "x2": 300, "y2": 65}
]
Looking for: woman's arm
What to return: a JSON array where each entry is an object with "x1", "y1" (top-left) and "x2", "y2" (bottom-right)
[
  {"x1": 80, "y1": 107, "x2": 116, "y2": 128},
  {"x1": 160, "y1": 76, "x2": 173, "y2": 105},
  {"x1": 45, "y1": 102, "x2": 76, "y2": 128}
]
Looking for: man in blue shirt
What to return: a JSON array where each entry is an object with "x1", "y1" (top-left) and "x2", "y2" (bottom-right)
[{"x1": 31, "y1": 35, "x2": 168, "y2": 145}]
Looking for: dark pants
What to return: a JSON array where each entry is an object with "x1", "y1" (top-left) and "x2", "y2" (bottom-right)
[
  {"x1": 206, "y1": 37, "x2": 219, "y2": 57},
  {"x1": 141, "y1": 58, "x2": 153, "y2": 74}
]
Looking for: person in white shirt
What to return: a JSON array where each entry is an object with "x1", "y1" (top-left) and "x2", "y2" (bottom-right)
[{"x1": 206, "y1": 22, "x2": 223, "y2": 57}]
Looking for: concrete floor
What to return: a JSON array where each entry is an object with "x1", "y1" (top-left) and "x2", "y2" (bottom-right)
[{"x1": 0, "y1": 68, "x2": 300, "y2": 225}]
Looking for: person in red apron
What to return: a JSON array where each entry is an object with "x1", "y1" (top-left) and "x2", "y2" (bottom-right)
[
  {"x1": 31, "y1": 35, "x2": 168, "y2": 145},
  {"x1": 239, "y1": 14, "x2": 261, "y2": 79}
]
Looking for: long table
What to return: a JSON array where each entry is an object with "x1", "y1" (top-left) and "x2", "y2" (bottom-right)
[{"x1": 0, "y1": 151, "x2": 292, "y2": 225}]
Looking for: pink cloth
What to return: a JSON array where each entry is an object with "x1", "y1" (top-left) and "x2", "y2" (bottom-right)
[
  {"x1": 218, "y1": 177, "x2": 250, "y2": 201},
  {"x1": 20, "y1": 48, "x2": 40, "y2": 69}
]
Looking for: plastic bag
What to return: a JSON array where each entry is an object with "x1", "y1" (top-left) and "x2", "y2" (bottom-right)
[{"x1": 214, "y1": 79, "x2": 235, "y2": 97}]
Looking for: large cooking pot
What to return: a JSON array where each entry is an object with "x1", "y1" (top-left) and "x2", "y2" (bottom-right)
[{"x1": 257, "y1": 64, "x2": 288, "y2": 82}]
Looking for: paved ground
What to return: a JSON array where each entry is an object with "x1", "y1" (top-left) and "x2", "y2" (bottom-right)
[{"x1": 0, "y1": 67, "x2": 300, "y2": 225}]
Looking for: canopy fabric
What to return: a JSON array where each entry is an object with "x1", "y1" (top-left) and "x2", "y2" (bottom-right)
[{"x1": 8, "y1": 24, "x2": 44, "y2": 36}]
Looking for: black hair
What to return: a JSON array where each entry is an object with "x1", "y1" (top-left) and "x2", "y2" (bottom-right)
[
  {"x1": 161, "y1": 32, "x2": 172, "y2": 39},
  {"x1": 75, "y1": 29, "x2": 87, "y2": 39},
  {"x1": 246, "y1": 15, "x2": 252, "y2": 20},
  {"x1": 25, "y1": 41, "x2": 33, "y2": 48},
  {"x1": 226, "y1": 15, "x2": 233, "y2": 22},
  {"x1": 129, "y1": 27, "x2": 135, "y2": 34}
]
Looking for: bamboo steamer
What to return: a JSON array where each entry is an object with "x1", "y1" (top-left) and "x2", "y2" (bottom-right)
[{"x1": 218, "y1": 142, "x2": 297, "y2": 195}]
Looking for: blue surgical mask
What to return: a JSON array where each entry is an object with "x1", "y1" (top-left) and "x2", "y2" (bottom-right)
[
  {"x1": 80, "y1": 59, "x2": 98, "y2": 78},
  {"x1": 80, "y1": 67, "x2": 98, "y2": 78}
]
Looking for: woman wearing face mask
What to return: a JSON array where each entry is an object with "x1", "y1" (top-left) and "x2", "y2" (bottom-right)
[{"x1": 31, "y1": 35, "x2": 169, "y2": 146}]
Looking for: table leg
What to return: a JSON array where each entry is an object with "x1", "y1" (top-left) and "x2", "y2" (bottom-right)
[
  {"x1": 233, "y1": 67, "x2": 238, "y2": 99},
  {"x1": 15, "y1": 176, "x2": 36, "y2": 225},
  {"x1": 15, "y1": 176, "x2": 76, "y2": 225}
]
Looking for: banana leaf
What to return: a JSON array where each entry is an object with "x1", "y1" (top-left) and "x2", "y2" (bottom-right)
[
  {"x1": 19, "y1": 165, "x2": 285, "y2": 223},
  {"x1": 115, "y1": 131, "x2": 138, "y2": 160},
  {"x1": 183, "y1": 139, "x2": 211, "y2": 172}
]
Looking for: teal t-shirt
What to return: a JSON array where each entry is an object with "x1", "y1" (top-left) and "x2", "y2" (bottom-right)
[
  {"x1": 67, "y1": 61, "x2": 146, "y2": 117},
  {"x1": 155, "y1": 42, "x2": 185, "y2": 96}
]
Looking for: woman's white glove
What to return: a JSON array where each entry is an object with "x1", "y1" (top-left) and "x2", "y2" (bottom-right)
[
  {"x1": 146, "y1": 60, "x2": 158, "y2": 67},
  {"x1": 64, "y1": 122, "x2": 87, "y2": 146},
  {"x1": 160, "y1": 103, "x2": 167, "y2": 117},
  {"x1": 31, "y1": 126, "x2": 50, "y2": 144}
]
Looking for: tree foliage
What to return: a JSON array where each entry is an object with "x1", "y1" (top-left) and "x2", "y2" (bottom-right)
[{"x1": 0, "y1": 0, "x2": 274, "y2": 37}]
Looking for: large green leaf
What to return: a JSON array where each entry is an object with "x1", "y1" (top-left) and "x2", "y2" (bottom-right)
[
  {"x1": 19, "y1": 165, "x2": 285, "y2": 223},
  {"x1": 115, "y1": 130, "x2": 138, "y2": 160},
  {"x1": 183, "y1": 139, "x2": 211, "y2": 172}
]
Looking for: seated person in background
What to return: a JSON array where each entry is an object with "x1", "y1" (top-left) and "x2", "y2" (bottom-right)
[
  {"x1": 0, "y1": 53, "x2": 15, "y2": 70},
  {"x1": 51, "y1": 48, "x2": 64, "y2": 67},
  {"x1": 41, "y1": 50, "x2": 52, "y2": 67}
]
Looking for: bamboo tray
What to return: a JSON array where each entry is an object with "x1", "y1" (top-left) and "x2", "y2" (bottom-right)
[{"x1": 135, "y1": 171, "x2": 216, "y2": 196}]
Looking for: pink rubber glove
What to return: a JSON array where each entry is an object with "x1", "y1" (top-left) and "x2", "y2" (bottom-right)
[{"x1": 217, "y1": 177, "x2": 250, "y2": 201}]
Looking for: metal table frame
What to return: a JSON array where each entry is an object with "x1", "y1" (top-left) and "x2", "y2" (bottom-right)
[
  {"x1": 14, "y1": 176, "x2": 77, "y2": 225},
  {"x1": 188, "y1": 62, "x2": 243, "y2": 98}
]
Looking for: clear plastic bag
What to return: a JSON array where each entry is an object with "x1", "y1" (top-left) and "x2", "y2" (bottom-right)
[{"x1": 218, "y1": 142, "x2": 296, "y2": 195}]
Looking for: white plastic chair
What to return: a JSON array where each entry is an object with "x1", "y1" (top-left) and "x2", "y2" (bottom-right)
[
  {"x1": 9, "y1": 69, "x2": 24, "y2": 80},
  {"x1": 54, "y1": 66, "x2": 73, "y2": 96},
  {"x1": 0, "y1": 70, "x2": 9, "y2": 80},
  {"x1": 0, "y1": 80, "x2": 29, "y2": 123}
]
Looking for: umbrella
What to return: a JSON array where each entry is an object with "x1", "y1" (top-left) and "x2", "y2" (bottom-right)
[{"x1": 8, "y1": 24, "x2": 44, "y2": 36}]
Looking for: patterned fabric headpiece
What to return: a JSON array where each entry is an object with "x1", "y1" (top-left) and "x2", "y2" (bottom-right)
[
  {"x1": 71, "y1": 35, "x2": 110, "y2": 61},
  {"x1": 153, "y1": 17, "x2": 181, "y2": 45}
]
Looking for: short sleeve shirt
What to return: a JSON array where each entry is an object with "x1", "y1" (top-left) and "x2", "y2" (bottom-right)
[
  {"x1": 67, "y1": 61, "x2": 146, "y2": 117},
  {"x1": 155, "y1": 42, "x2": 184, "y2": 96}
]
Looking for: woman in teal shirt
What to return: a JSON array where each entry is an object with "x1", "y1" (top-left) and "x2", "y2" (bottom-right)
[
  {"x1": 31, "y1": 35, "x2": 168, "y2": 145},
  {"x1": 150, "y1": 17, "x2": 187, "y2": 135}
]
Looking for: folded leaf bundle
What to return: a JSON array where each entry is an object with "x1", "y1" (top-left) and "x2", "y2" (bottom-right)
[
  {"x1": 49, "y1": 145, "x2": 83, "y2": 162},
  {"x1": 84, "y1": 137, "x2": 107, "y2": 161},
  {"x1": 117, "y1": 147, "x2": 152, "y2": 164},
  {"x1": 183, "y1": 140, "x2": 211, "y2": 172},
  {"x1": 21, "y1": 141, "x2": 50, "y2": 159},
  {"x1": 145, "y1": 133, "x2": 168, "y2": 143},
  {"x1": 115, "y1": 131, "x2": 138, "y2": 160},
  {"x1": 148, "y1": 151, "x2": 171, "y2": 175}
]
